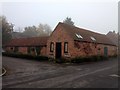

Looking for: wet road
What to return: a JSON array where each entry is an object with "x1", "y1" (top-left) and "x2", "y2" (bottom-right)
[{"x1": 2, "y1": 56, "x2": 118, "y2": 88}]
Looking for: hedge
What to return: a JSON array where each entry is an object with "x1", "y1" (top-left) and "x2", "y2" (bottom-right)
[
  {"x1": 54, "y1": 55, "x2": 109, "y2": 63},
  {"x1": 70, "y1": 55, "x2": 108, "y2": 63},
  {"x1": 3, "y1": 52, "x2": 117, "y2": 63},
  {"x1": 2, "y1": 52, "x2": 48, "y2": 61}
]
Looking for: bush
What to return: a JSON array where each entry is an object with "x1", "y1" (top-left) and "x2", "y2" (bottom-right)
[
  {"x1": 2, "y1": 52, "x2": 48, "y2": 61},
  {"x1": 70, "y1": 55, "x2": 109, "y2": 63},
  {"x1": 109, "y1": 54, "x2": 118, "y2": 58},
  {"x1": 55, "y1": 57, "x2": 66, "y2": 63},
  {"x1": 54, "y1": 57, "x2": 73, "y2": 63},
  {"x1": 71, "y1": 57, "x2": 84, "y2": 63},
  {"x1": 53, "y1": 55, "x2": 109, "y2": 63}
]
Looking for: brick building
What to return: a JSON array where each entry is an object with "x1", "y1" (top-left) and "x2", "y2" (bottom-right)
[
  {"x1": 4, "y1": 22, "x2": 117, "y2": 59},
  {"x1": 4, "y1": 37, "x2": 48, "y2": 56},
  {"x1": 47, "y1": 22, "x2": 117, "y2": 59}
]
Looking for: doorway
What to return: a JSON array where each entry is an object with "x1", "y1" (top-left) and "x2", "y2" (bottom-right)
[
  {"x1": 104, "y1": 47, "x2": 108, "y2": 56},
  {"x1": 55, "y1": 42, "x2": 62, "y2": 59}
]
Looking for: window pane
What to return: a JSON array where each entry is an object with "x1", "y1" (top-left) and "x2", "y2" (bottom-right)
[
  {"x1": 64, "y1": 42, "x2": 68, "y2": 53},
  {"x1": 27, "y1": 47, "x2": 31, "y2": 54},
  {"x1": 50, "y1": 42, "x2": 54, "y2": 52}
]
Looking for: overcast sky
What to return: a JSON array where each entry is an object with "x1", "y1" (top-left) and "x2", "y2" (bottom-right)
[{"x1": 0, "y1": 0, "x2": 118, "y2": 34}]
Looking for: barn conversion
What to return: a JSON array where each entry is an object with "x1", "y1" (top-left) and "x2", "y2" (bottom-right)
[
  {"x1": 47, "y1": 22, "x2": 117, "y2": 59},
  {"x1": 4, "y1": 37, "x2": 48, "y2": 56},
  {"x1": 4, "y1": 22, "x2": 117, "y2": 59}
]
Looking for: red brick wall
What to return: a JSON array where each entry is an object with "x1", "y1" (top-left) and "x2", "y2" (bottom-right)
[
  {"x1": 40, "y1": 47, "x2": 47, "y2": 56},
  {"x1": 19, "y1": 47, "x2": 27, "y2": 54},
  {"x1": 5, "y1": 46, "x2": 47, "y2": 56},
  {"x1": 47, "y1": 24, "x2": 74, "y2": 59},
  {"x1": 47, "y1": 24, "x2": 117, "y2": 59},
  {"x1": 5, "y1": 47, "x2": 14, "y2": 52},
  {"x1": 5, "y1": 47, "x2": 27, "y2": 54},
  {"x1": 71, "y1": 41, "x2": 117, "y2": 58}
]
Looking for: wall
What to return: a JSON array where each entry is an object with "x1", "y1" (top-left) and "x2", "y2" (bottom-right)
[
  {"x1": 5, "y1": 47, "x2": 14, "y2": 52},
  {"x1": 71, "y1": 41, "x2": 117, "y2": 58},
  {"x1": 19, "y1": 47, "x2": 27, "y2": 54},
  {"x1": 47, "y1": 24, "x2": 117, "y2": 59},
  {"x1": 40, "y1": 46, "x2": 47, "y2": 56},
  {"x1": 5, "y1": 46, "x2": 27, "y2": 54},
  {"x1": 47, "y1": 24, "x2": 74, "y2": 59},
  {"x1": 5, "y1": 46, "x2": 47, "y2": 56}
]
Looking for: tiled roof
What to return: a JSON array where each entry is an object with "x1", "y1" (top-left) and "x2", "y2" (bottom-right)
[
  {"x1": 106, "y1": 31, "x2": 118, "y2": 46},
  {"x1": 58, "y1": 22, "x2": 116, "y2": 46},
  {"x1": 5, "y1": 36, "x2": 49, "y2": 47}
]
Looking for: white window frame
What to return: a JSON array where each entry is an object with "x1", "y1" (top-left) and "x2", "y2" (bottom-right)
[{"x1": 75, "y1": 33, "x2": 83, "y2": 39}]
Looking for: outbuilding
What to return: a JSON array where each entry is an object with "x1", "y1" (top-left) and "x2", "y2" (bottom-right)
[
  {"x1": 47, "y1": 22, "x2": 117, "y2": 59},
  {"x1": 4, "y1": 36, "x2": 48, "y2": 56},
  {"x1": 4, "y1": 22, "x2": 117, "y2": 59}
]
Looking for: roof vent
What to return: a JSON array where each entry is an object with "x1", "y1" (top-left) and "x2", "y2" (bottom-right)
[
  {"x1": 75, "y1": 33, "x2": 83, "y2": 39},
  {"x1": 90, "y1": 36, "x2": 96, "y2": 41}
]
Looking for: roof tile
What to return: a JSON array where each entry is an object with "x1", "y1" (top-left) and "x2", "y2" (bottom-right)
[
  {"x1": 59, "y1": 22, "x2": 115, "y2": 46},
  {"x1": 5, "y1": 36, "x2": 49, "y2": 47}
]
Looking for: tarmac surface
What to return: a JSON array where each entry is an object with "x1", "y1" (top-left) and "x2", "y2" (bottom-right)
[{"x1": 2, "y1": 56, "x2": 118, "y2": 88}]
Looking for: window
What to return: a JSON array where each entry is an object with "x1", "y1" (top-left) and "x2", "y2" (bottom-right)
[
  {"x1": 27, "y1": 47, "x2": 31, "y2": 54},
  {"x1": 50, "y1": 42, "x2": 54, "y2": 52},
  {"x1": 90, "y1": 36, "x2": 96, "y2": 41},
  {"x1": 35, "y1": 47, "x2": 41, "y2": 55},
  {"x1": 75, "y1": 33, "x2": 83, "y2": 39},
  {"x1": 64, "y1": 42, "x2": 68, "y2": 53},
  {"x1": 98, "y1": 48, "x2": 101, "y2": 50},
  {"x1": 31, "y1": 47, "x2": 35, "y2": 52},
  {"x1": 14, "y1": 47, "x2": 18, "y2": 52},
  {"x1": 10, "y1": 47, "x2": 13, "y2": 50}
]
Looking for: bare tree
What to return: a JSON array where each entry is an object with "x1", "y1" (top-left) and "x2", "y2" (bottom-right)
[
  {"x1": 44, "y1": 24, "x2": 52, "y2": 36},
  {"x1": 37, "y1": 23, "x2": 52, "y2": 36},
  {"x1": 22, "y1": 23, "x2": 52, "y2": 37},
  {"x1": 36, "y1": 24, "x2": 45, "y2": 36},
  {"x1": 23, "y1": 25, "x2": 38, "y2": 37}
]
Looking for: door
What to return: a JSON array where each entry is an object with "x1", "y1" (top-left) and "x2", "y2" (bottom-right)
[
  {"x1": 55, "y1": 42, "x2": 62, "y2": 59},
  {"x1": 104, "y1": 47, "x2": 108, "y2": 56}
]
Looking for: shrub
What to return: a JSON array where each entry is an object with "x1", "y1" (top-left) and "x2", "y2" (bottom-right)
[
  {"x1": 109, "y1": 54, "x2": 118, "y2": 58},
  {"x1": 2, "y1": 52, "x2": 48, "y2": 61},
  {"x1": 70, "y1": 55, "x2": 109, "y2": 63},
  {"x1": 55, "y1": 58, "x2": 65, "y2": 63},
  {"x1": 71, "y1": 57, "x2": 84, "y2": 63},
  {"x1": 55, "y1": 57, "x2": 73, "y2": 63}
]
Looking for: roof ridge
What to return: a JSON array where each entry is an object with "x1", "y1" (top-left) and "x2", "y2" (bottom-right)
[
  {"x1": 58, "y1": 22, "x2": 116, "y2": 46},
  {"x1": 59, "y1": 22, "x2": 105, "y2": 36},
  {"x1": 12, "y1": 36, "x2": 49, "y2": 40},
  {"x1": 5, "y1": 36, "x2": 49, "y2": 47}
]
